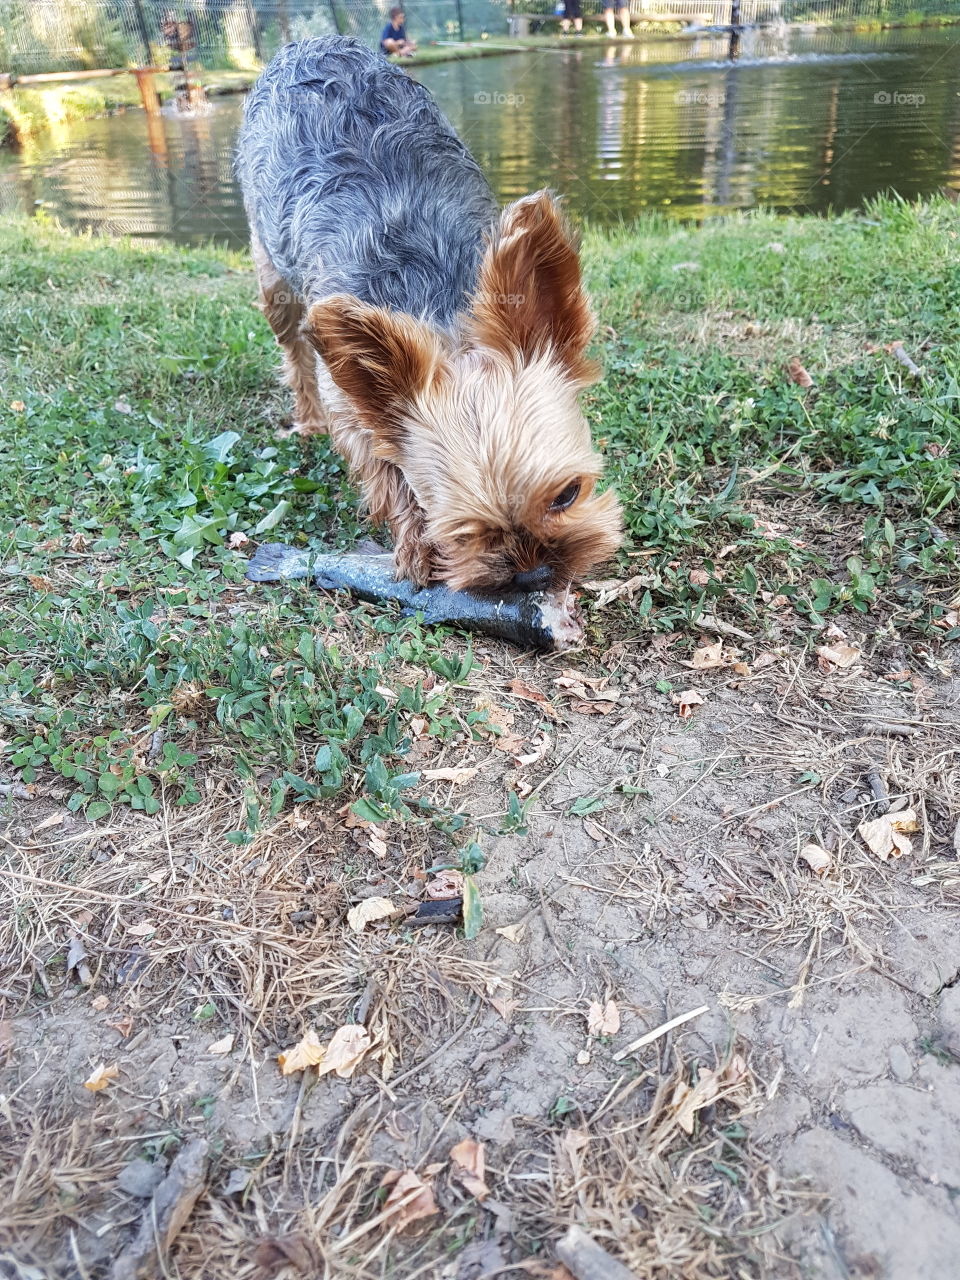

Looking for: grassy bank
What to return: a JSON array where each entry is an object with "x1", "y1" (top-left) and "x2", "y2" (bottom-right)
[
  {"x1": 0, "y1": 198, "x2": 957, "y2": 824},
  {"x1": 0, "y1": 45, "x2": 520, "y2": 146},
  {"x1": 0, "y1": 68, "x2": 254, "y2": 146}
]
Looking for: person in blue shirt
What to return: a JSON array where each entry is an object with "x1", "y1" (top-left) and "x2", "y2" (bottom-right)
[{"x1": 381, "y1": 8, "x2": 417, "y2": 56}]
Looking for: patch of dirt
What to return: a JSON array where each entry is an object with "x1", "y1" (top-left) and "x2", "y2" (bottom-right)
[{"x1": 1, "y1": 617, "x2": 959, "y2": 1278}]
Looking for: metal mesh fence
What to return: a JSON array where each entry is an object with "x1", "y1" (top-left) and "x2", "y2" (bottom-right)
[
  {"x1": 0, "y1": 0, "x2": 508, "y2": 73},
  {"x1": 1, "y1": 0, "x2": 955, "y2": 74}
]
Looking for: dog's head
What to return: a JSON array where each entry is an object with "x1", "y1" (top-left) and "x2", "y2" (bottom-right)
[{"x1": 304, "y1": 191, "x2": 622, "y2": 592}]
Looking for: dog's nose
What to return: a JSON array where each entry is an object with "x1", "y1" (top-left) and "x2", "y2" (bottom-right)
[{"x1": 511, "y1": 566, "x2": 553, "y2": 593}]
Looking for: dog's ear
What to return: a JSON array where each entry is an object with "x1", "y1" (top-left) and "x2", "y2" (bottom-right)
[
  {"x1": 304, "y1": 296, "x2": 446, "y2": 454},
  {"x1": 469, "y1": 191, "x2": 597, "y2": 386}
]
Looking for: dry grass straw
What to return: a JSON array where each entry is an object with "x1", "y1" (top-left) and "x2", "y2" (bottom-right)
[
  {"x1": 151, "y1": 1046, "x2": 812, "y2": 1280},
  {"x1": 0, "y1": 790, "x2": 495, "y2": 1042},
  {"x1": 497, "y1": 1048, "x2": 813, "y2": 1280}
]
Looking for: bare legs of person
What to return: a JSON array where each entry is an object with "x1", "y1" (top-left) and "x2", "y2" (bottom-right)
[
  {"x1": 604, "y1": 5, "x2": 633, "y2": 36},
  {"x1": 382, "y1": 37, "x2": 417, "y2": 55}
]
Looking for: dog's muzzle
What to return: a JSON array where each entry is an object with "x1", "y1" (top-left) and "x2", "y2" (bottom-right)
[{"x1": 511, "y1": 566, "x2": 553, "y2": 592}]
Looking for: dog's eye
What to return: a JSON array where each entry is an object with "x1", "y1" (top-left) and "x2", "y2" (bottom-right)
[{"x1": 549, "y1": 480, "x2": 581, "y2": 512}]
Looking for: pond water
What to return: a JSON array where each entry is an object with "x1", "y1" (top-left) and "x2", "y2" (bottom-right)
[{"x1": 1, "y1": 25, "x2": 958, "y2": 244}]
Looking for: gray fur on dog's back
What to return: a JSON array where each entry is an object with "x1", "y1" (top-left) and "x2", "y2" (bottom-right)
[{"x1": 236, "y1": 37, "x2": 498, "y2": 327}]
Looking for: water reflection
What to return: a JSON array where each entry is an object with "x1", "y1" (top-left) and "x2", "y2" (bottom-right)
[{"x1": 0, "y1": 25, "x2": 957, "y2": 244}]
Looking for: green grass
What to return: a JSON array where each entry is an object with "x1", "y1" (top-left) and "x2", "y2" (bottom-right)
[
  {"x1": 583, "y1": 196, "x2": 960, "y2": 630},
  {"x1": 0, "y1": 198, "x2": 957, "y2": 826}
]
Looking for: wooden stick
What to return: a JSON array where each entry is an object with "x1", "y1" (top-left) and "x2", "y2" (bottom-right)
[
  {"x1": 612, "y1": 1005, "x2": 709, "y2": 1062},
  {"x1": 112, "y1": 1139, "x2": 208, "y2": 1280},
  {"x1": 556, "y1": 1225, "x2": 639, "y2": 1280}
]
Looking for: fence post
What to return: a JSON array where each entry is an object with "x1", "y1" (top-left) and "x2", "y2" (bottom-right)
[
  {"x1": 278, "y1": 0, "x2": 292, "y2": 41},
  {"x1": 131, "y1": 0, "x2": 153, "y2": 65},
  {"x1": 730, "y1": 0, "x2": 741, "y2": 24},
  {"x1": 245, "y1": 0, "x2": 264, "y2": 59},
  {"x1": 455, "y1": 0, "x2": 465, "y2": 40},
  {"x1": 326, "y1": 0, "x2": 343, "y2": 34}
]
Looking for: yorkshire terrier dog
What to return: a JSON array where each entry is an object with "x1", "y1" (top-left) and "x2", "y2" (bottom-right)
[{"x1": 237, "y1": 37, "x2": 622, "y2": 593}]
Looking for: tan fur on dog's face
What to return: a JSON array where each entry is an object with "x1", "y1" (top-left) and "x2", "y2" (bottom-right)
[{"x1": 305, "y1": 191, "x2": 623, "y2": 591}]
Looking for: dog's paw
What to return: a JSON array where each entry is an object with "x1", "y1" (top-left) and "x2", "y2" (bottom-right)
[{"x1": 392, "y1": 536, "x2": 437, "y2": 588}]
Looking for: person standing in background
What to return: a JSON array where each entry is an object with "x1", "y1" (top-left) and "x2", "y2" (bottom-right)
[{"x1": 560, "y1": 0, "x2": 583, "y2": 36}]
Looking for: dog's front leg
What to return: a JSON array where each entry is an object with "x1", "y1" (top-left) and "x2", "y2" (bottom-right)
[{"x1": 361, "y1": 457, "x2": 437, "y2": 586}]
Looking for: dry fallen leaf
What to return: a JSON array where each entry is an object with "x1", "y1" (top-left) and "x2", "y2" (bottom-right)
[
  {"x1": 799, "y1": 843, "x2": 832, "y2": 875},
  {"x1": 346, "y1": 896, "x2": 397, "y2": 932},
  {"x1": 495, "y1": 921, "x2": 526, "y2": 944},
  {"x1": 91, "y1": 994, "x2": 110, "y2": 1012},
  {"x1": 10, "y1": 400, "x2": 26, "y2": 413},
  {"x1": 124, "y1": 920, "x2": 156, "y2": 937},
  {"x1": 425, "y1": 870, "x2": 463, "y2": 900},
  {"x1": 449, "y1": 1138, "x2": 489, "y2": 1200},
  {"x1": 83, "y1": 1062, "x2": 119, "y2": 1092},
  {"x1": 554, "y1": 671, "x2": 618, "y2": 705},
  {"x1": 671, "y1": 1054, "x2": 750, "y2": 1134},
  {"x1": 858, "y1": 809, "x2": 918, "y2": 861},
  {"x1": 227, "y1": 531, "x2": 250, "y2": 549},
  {"x1": 514, "y1": 733, "x2": 551, "y2": 767},
  {"x1": 278, "y1": 1028, "x2": 326, "y2": 1075},
  {"x1": 379, "y1": 1168, "x2": 439, "y2": 1232},
  {"x1": 752, "y1": 518, "x2": 806, "y2": 549},
  {"x1": 673, "y1": 689, "x2": 706, "y2": 718},
  {"x1": 367, "y1": 826, "x2": 388, "y2": 859},
  {"x1": 688, "y1": 568, "x2": 710, "y2": 587},
  {"x1": 816, "y1": 642, "x2": 861, "y2": 672},
  {"x1": 587, "y1": 999, "x2": 620, "y2": 1037},
  {"x1": 422, "y1": 766, "x2": 479, "y2": 785},
  {"x1": 687, "y1": 640, "x2": 726, "y2": 670},
  {"x1": 576, "y1": 1049, "x2": 591, "y2": 1066},
  {"x1": 507, "y1": 677, "x2": 560, "y2": 720},
  {"x1": 208, "y1": 1035, "x2": 235, "y2": 1056},
  {"x1": 34, "y1": 812, "x2": 64, "y2": 832},
  {"x1": 317, "y1": 1024, "x2": 371, "y2": 1079},
  {"x1": 582, "y1": 574, "x2": 649, "y2": 608},
  {"x1": 489, "y1": 995, "x2": 519, "y2": 1022},
  {"x1": 107, "y1": 1016, "x2": 134, "y2": 1038},
  {"x1": 473, "y1": 698, "x2": 516, "y2": 734},
  {"x1": 787, "y1": 357, "x2": 814, "y2": 388},
  {"x1": 571, "y1": 700, "x2": 618, "y2": 717}
]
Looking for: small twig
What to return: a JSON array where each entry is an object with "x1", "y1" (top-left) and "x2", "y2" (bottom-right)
[
  {"x1": 354, "y1": 977, "x2": 376, "y2": 1025},
  {"x1": 472, "y1": 1034, "x2": 521, "y2": 1072},
  {"x1": 612, "y1": 1005, "x2": 709, "y2": 1063},
  {"x1": 865, "y1": 768, "x2": 889, "y2": 813},
  {"x1": 538, "y1": 887, "x2": 575, "y2": 977},
  {"x1": 860, "y1": 721, "x2": 920, "y2": 738}
]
